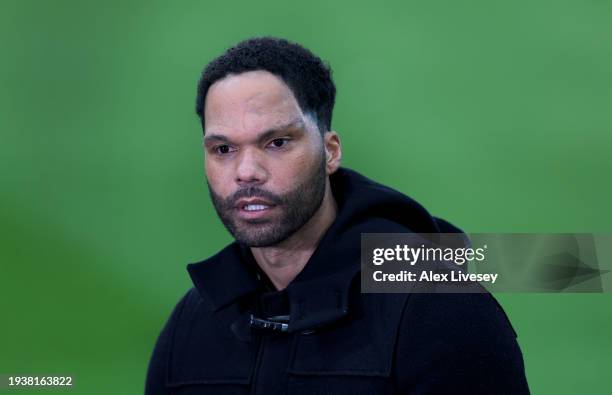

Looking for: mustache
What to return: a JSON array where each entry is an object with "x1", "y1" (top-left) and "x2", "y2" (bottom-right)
[{"x1": 228, "y1": 186, "x2": 282, "y2": 206}]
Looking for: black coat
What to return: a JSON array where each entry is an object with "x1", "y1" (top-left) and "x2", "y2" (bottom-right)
[{"x1": 145, "y1": 168, "x2": 530, "y2": 394}]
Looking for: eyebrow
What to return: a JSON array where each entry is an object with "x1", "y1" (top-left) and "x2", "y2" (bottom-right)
[{"x1": 204, "y1": 118, "x2": 305, "y2": 146}]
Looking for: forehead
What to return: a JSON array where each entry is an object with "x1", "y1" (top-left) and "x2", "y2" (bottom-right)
[{"x1": 203, "y1": 70, "x2": 304, "y2": 135}]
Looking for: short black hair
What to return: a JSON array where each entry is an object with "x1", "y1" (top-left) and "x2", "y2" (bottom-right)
[{"x1": 195, "y1": 37, "x2": 336, "y2": 135}]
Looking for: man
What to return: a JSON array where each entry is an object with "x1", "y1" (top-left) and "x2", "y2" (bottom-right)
[{"x1": 145, "y1": 37, "x2": 529, "y2": 394}]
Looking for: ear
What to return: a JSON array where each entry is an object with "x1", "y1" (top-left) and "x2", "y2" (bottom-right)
[{"x1": 323, "y1": 131, "x2": 342, "y2": 174}]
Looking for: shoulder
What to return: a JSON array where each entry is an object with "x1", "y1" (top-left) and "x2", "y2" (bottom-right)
[
  {"x1": 159, "y1": 286, "x2": 215, "y2": 348},
  {"x1": 172, "y1": 287, "x2": 205, "y2": 318},
  {"x1": 400, "y1": 292, "x2": 518, "y2": 340},
  {"x1": 392, "y1": 292, "x2": 530, "y2": 393},
  {"x1": 165, "y1": 286, "x2": 223, "y2": 339},
  {"x1": 161, "y1": 287, "x2": 204, "y2": 329},
  {"x1": 357, "y1": 291, "x2": 517, "y2": 339},
  {"x1": 354, "y1": 291, "x2": 520, "y2": 353}
]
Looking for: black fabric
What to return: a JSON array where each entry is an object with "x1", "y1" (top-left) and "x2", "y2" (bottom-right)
[{"x1": 145, "y1": 167, "x2": 530, "y2": 394}]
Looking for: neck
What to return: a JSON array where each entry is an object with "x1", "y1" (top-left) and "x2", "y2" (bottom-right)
[{"x1": 250, "y1": 182, "x2": 337, "y2": 291}]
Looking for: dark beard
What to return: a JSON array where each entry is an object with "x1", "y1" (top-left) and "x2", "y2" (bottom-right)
[{"x1": 207, "y1": 152, "x2": 327, "y2": 247}]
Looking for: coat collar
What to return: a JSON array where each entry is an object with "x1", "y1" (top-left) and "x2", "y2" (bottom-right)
[{"x1": 186, "y1": 238, "x2": 359, "y2": 332}]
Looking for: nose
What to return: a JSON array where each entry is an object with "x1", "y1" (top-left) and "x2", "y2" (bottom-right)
[{"x1": 235, "y1": 147, "x2": 267, "y2": 186}]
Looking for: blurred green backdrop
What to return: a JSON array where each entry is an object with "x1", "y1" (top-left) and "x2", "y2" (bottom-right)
[{"x1": 1, "y1": 0, "x2": 611, "y2": 393}]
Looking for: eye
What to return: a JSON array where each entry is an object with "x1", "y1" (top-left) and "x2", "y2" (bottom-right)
[
  {"x1": 268, "y1": 138, "x2": 290, "y2": 149},
  {"x1": 214, "y1": 144, "x2": 235, "y2": 155}
]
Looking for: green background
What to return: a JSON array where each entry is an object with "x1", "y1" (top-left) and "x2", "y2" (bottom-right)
[{"x1": 1, "y1": 0, "x2": 610, "y2": 393}]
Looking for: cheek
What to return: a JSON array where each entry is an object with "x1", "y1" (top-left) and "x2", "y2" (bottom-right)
[
  {"x1": 205, "y1": 159, "x2": 232, "y2": 195},
  {"x1": 269, "y1": 148, "x2": 320, "y2": 190}
]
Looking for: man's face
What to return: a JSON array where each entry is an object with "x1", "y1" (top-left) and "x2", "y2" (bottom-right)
[{"x1": 203, "y1": 70, "x2": 327, "y2": 247}]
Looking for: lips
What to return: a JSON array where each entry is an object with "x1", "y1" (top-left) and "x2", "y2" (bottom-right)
[{"x1": 235, "y1": 198, "x2": 277, "y2": 218}]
